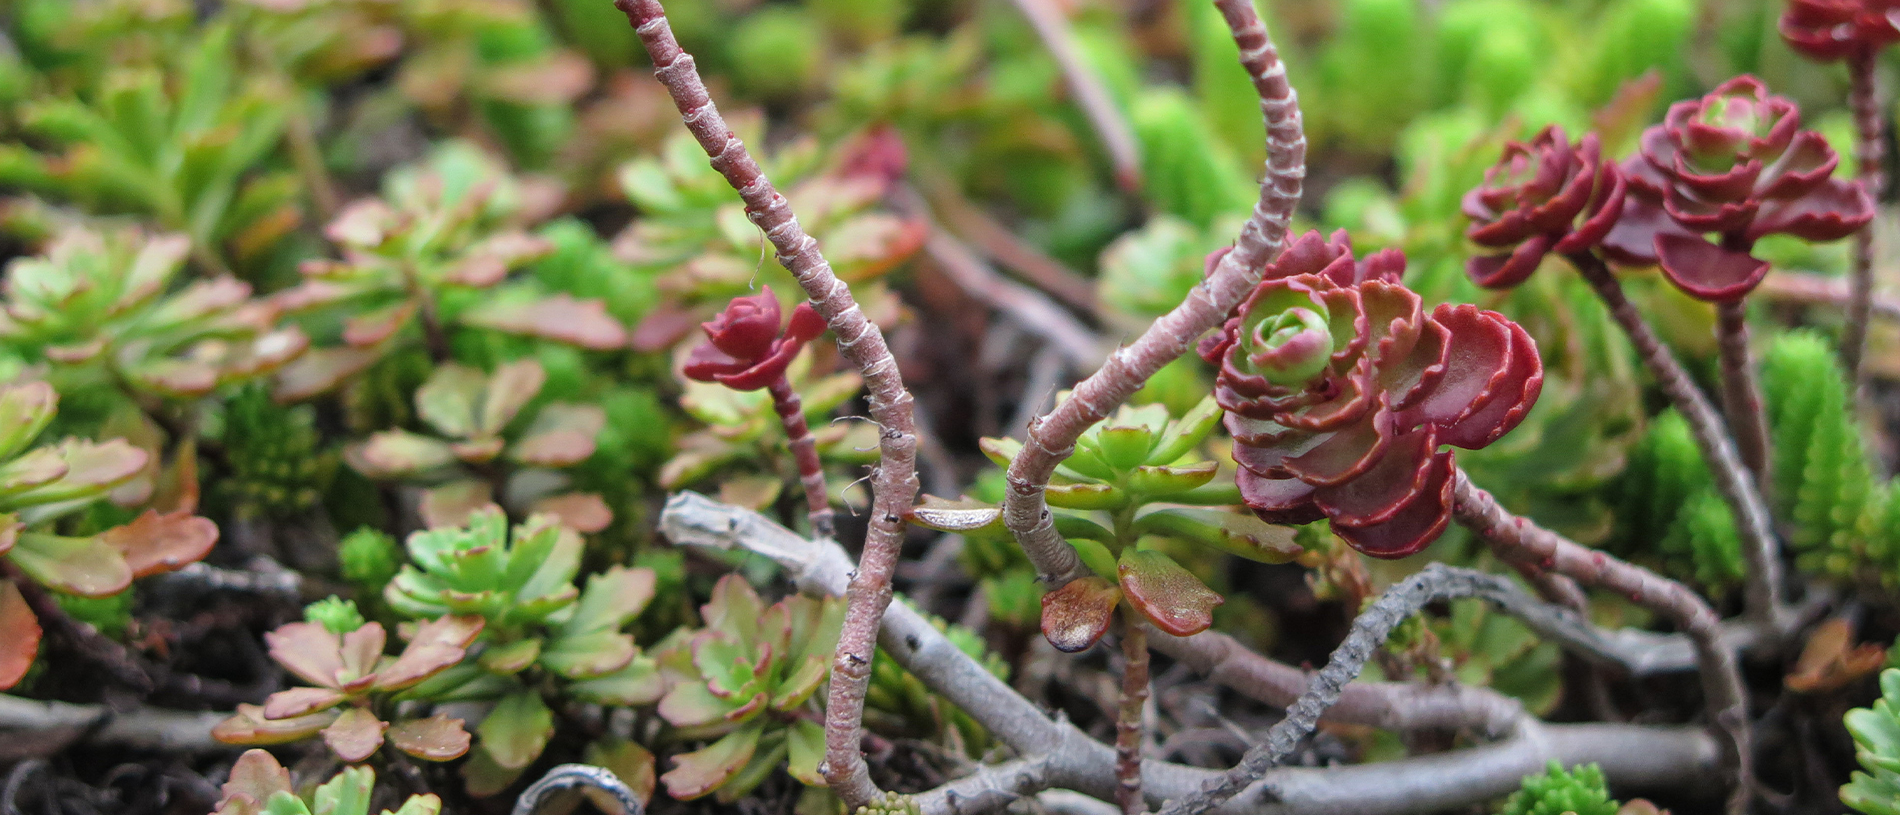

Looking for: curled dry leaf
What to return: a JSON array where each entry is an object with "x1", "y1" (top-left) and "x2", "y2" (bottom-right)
[{"x1": 1786, "y1": 617, "x2": 1887, "y2": 694}]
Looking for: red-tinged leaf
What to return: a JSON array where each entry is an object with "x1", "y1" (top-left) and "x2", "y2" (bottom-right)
[
  {"x1": 388, "y1": 714, "x2": 471, "y2": 761},
  {"x1": 540, "y1": 630, "x2": 638, "y2": 678},
  {"x1": 265, "y1": 621, "x2": 344, "y2": 688},
  {"x1": 415, "y1": 365, "x2": 488, "y2": 439},
  {"x1": 1786, "y1": 617, "x2": 1888, "y2": 694},
  {"x1": 661, "y1": 725, "x2": 762, "y2": 800},
  {"x1": 150, "y1": 438, "x2": 199, "y2": 514},
  {"x1": 214, "y1": 750, "x2": 293, "y2": 815},
  {"x1": 476, "y1": 691, "x2": 554, "y2": 770},
  {"x1": 1117, "y1": 550, "x2": 1223, "y2": 637},
  {"x1": 0, "y1": 449, "x2": 69, "y2": 494},
  {"x1": 479, "y1": 359, "x2": 547, "y2": 437},
  {"x1": 342, "y1": 300, "x2": 417, "y2": 347},
  {"x1": 510, "y1": 404, "x2": 605, "y2": 467},
  {"x1": 419, "y1": 481, "x2": 497, "y2": 530},
  {"x1": 1040, "y1": 577, "x2": 1120, "y2": 653},
  {"x1": 658, "y1": 678, "x2": 733, "y2": 728},
  {"x1": 375, "y1": 615, "x2": 483, "y2": 691},
  {"x1": 346, "y1": 431, "x2": 457, "y2": 479},
  {"x1": 274, "y1": 346, "x2": 382, "y2": 402},
  {"x1": 530, "y1": 492, "x2": 612, "y2": 533},
  {"x1": 322, "y1": 707, "x2": 388, "y2": 763},
  {"x1": 132, "y1": 358, "x2": 220, "y2": 398},
  {"x1": 483, "y1": 52, "x2": 594, "y2": 105},
  {"x1": 462, "y1": 294, "x2": 629, "y2": 350},
  {"x1": 45, "y1": 439, "x2": 148, "y2": 495},
  {"x1": 101, "y1": 510, "x2": 216, "y2": 578},
  {"x1": 0, "y1": 382, "x2": 57, "y2": 462},
  {"x1": 9, "y1": 533, "x2": 132, "y2": 598},
  {"x1": 213, "y1": 704, "x2": 339, "y2": 745},
  {"x1": 583, "y1": 738, "x2": 656, "y2": 810},
  {"x1": 825, "y1": 213, "x2": 928, "y2": 282},
  {"x1": 0, "y1": 516, "x2": 20, "y2": 558},
  {"x1": 0, "y1": 581, "x2": 40, "y2": 690},
  {"x1": 325, "y1": 199, "x2": 399, "y2": 248},
  {"x1": 263, "y1": 686, "x2": 350, "y2": 719}
]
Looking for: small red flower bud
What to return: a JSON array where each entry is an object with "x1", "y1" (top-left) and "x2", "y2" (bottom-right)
[{"x1": 683, "y1": 285, "x2": 828, "y2": 390}]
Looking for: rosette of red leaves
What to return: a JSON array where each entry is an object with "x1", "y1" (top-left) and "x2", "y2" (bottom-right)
[
  {"x1": 682, "y1": 286, "x2": 826, "y2": 391},
  {"x1": 1464, "y1": 126, "x2": 1626, "y2": 288},
  {"x1": 1779, "y1": 0, "x2": 1900, "y2": 62},
  {"x1": 1204, "y1": 231, "x2": 1544, "y2": 558},
  {"x1": 1601, "y1": 75, "x2": 1873, "y2": 301}
]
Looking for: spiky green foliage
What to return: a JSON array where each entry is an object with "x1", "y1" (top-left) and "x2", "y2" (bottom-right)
[
  {"x1": 337, "y1": 527, "x2": 400, "y2": 591},
  {"x1": 1500, "y1": 761, "x2": 1618, "y2": 815},
  {"x1": 1763, "y1": 331, "x2": 1882, "y2": 581},
  {"x1": 865, "y1": 604, "x2": 1006, "y2": 750},
  {"x1": 303, "y1": 596, "x2": 366, "y2": 636},
  {"x1": 1844, "y1": 670, "x2": 1900, "y2": 814},
  {"x1": 217, "y1": 386, "x2": 325, "y2": 520}
]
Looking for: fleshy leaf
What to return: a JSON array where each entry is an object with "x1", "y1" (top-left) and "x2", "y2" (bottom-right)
[
  {"x1": 215, "y1": 750, "x2": 294, "y2": 815},
  {"x1": 661, "y1": 724, "x2": 762, "y2": 800},
  {"x1": 100, "y1": 510, "x2": 217, "y2": 578},
  {"x1": 1132, "y1": 506, "x2": 1303, "y2": 563},
  {"x1": 0, "y1": 382, "x2": 57, "y2": 462},
  {"x1": 9, "y1": 532, "x2": 133, "y2": 598},
  {"x1": 905, "y1": 495, "x2": 1004, "y2": 535},
  {"x1": 462, "y1": 294, "x2": 630, "y2": 350},
  {"x1": 388, "y1": 714, "x2": 472, "y2": 761},
  {"x1": 1117, "y1": 549, "x2": 1223, "y2": 637},
  {"x1": 376, "y1": 615, "x2": 483, "y2": 691},
  {"x1": 347, "y1": 432, "x2": 457, "y2": 479},
  {"x1": 0, "y1": 581, "x2": 40, "y2": 690},
  {"x1": 322, "y1": 707, "x2": 388, "y2": 763},
  {"x1": 213, "y1": 704, "x2": 339, "y2": 745},
  {"x1": 477, "y1": 691, "x2": 555, "y2": 770},
  {"x1": 1039, "y1": 576, "x2": 1120, "y2": 653}
]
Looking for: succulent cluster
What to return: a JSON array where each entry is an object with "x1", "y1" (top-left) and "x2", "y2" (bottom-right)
[
  {"x1": 1463, "y1": 126, "x2": 1624, "y2": 288},
  {"x1": 1501, "y1": 761, "x2": 1619, "y2": 815},
  {"x1": 1205, "y1": 230, "x2": 1542, "y2": 558},
  {"x1": 213, "y1": 750, "x2": 441, "y2": 815},
  {"x1": 1844, "y1": 669, "x2": 1900, "y2": 815},
  {"x1": 1779, "y1": 0, "x2": 1900, "y2": 62}
]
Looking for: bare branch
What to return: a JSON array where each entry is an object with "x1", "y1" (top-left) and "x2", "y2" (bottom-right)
[
  {"x1": 1759, "y1": 270, "x2": 1900, "y2": 320},
  {"x1": 1003, "y1": 0, "x2": 1306, "y2": 586},
  {"x1": 1843, "y1": 51, "x2": 1885, "y2": 383},
  {"x1": 1450, "y1": 469, "x2": 1751, "y2": 814},
  {"x1": 1713, "y1": 301, "x2": 1770, "y2": 484},
  {"x1": 1565, "y1": 252, "x2": 1784, "y2": 630},
  {"x1": 1005, "y1": 0, "x2": 1143, "y2": 192},
  {"x1": 0, "y1": 695, "x2": 231, "y2": 753},
  {"x1": 512, "y1": 764, "x2": 644, "y2": 815},
  {"x1": 615, "y1": 2, "x2": 919, "y2": 804}
]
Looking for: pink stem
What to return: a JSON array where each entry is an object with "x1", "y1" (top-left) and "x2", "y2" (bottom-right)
[
  {"x1": 616, "y1": 2, "x2": 918, "y2": 805},
  {"x1": 1844, "y1": 51, "x2": 1885, "y2": 384},
  {"x1": 1449, "y1": 469, "x2": 1751, "y2": 815},
  {"x1": 768, "y1": 377, "x2": 835, "y2": 539},
  {"x1": 1116, "y1": 616, "x2": 1151, "y2": 815},
  {"x1": 1002, "y1": 0, "x2": 1306, "y2": 587},
  {"x1": 1714, "y1": 300, "x2": 1770, "y2": 487}
]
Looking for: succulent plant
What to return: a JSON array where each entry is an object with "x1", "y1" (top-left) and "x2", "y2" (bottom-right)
[
  {"x1": 1600, "y1": 76, "x2": 1873, "y2": 301},
  {"x1": 379, "y1": 508, "x2": 662, "y2": 789},
  {"x1": 0, "y1": 226, "x2": 308, "y2": 399},
  {"x1": 1779, "y1": 0, "x2": 1900, "y2": 62},
  {"x1": 922, "y1": 396, "x2": 1301, "y2": 651},
  {"x1": 215, "y1": 385, "x2": 326, "y2": 520},
  {"x1": 0, "y1": 23, "x2": 299, "y2": 272},
  {"x1": 864, "y1": 603, "x2": 1006, "y2": 750},
  {"x1": 211, "y1": 610, "x2": 482, "y2": 763},
  {"x1": 344, "y1": 358, "x2": 610, "y2": 531},
  {"x1": 212, "y1": 749, "x2": 441, "y2": 815},
  {"x1": 1463, "y1": 126, "x2": 1626, "y2": 288},
  {"x1": 1501, "y1": 761, "x2": 1619, "y2": 815},
  {"x1": 1205, "y1": 230, "x2": 1543, "y2": 558},
  {"x1": 654, "y1": 575, "x2": 842, "y2": 802},
  {"x1": 683, "y1": 286, "x2": 827, "y2": 392},
  {"x1": 272, "y1": 142, "x2": 626, "y2": 400},
  {"x1": 0, "y1": 380, "x2": 218, "y2": 689},
  {"x1": 1762, "y1": 331, "x2": 1883, "y2": 581},
  {"x1": 1844, "y1": 669, "x2": 1900, "y2": 814}
]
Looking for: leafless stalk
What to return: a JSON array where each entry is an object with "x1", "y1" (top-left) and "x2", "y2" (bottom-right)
[
  {"x1": 1449, "y1": 469, "x2": 1750, "y2": 814},
  {"x1": 1005, "y1": 0, "x2": 1143, "y2": 192},
  {"x1": 1714, "y1": 300, "x2": 1771, "y2": 484},
  {"x1": 767, "y1": 378, "x2": 836, "y2": 538},
  {"x1": 512, "y1": 764, "x2": 644, "y2": 815},
  {"x1": 1759, "y1": 270, "x2": 1900, "y2": 320},
  {"x1": 1116, "y1": 618, "x2": 1151, "y2": 815},
  {"x1": 1003, "y1": 0, "x2": 1305, "y2": 587},
  {"x1": 1565, "y1": 252, "x2": 1784, "y2": 629},
  {"x1": 920, "y1": 177, "x2": 1099, "y2": 314},
  {"x1": 1843, "y1": 51, "x2": 1885, "y2": 384},
  {"x1": 0, "y1": 695, "x2": 231, "y2": 753},
  {"x1": 615, "y1": 1, "x2": 920, "y2": 805},
  {"x1": 659, "y1": 493, "x2": 1723, "y2": 815}
]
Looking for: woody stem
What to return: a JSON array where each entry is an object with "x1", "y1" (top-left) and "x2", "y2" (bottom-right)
[
  {"x1": 1448, "y1": 469, "x2": 1750, "y2": 815},
  {"x1": 1844, "y1": 50, "x2": 1885, "y2": 385},
  {"x1": 1714, "y1": 300, "x2": 1770, "y2": 487},
  {"x1": 767, "y1": 377, "x2": 835, "y2": 538},
  {"x1": 1116, "y1": 612, "x2": 1151, "y2": 815},
  {"x1": 1564, "y1": 252, "x2": 1783, "y2": 629}
]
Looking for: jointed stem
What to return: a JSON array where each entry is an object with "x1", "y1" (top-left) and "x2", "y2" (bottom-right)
[
  {"x1": 1449, "y1": 469, "x2": 1750, "y2": 815},
  {"x1": 1565, "y1": 252, "x2": 1783, "y2": 628},
  {"x1": 616, "y1": 1, "x2": 920, "y2": 805},
  {"x1": 1116, "y1": 614, "x2": 1151, "y2": 815},
  {"x1": 767, "y1": 377, "x2": 835, "y2": 538},
  {"x1": 1002, "y1": 0, "x2": 1305, "y2": 587},
  {"x1": 1844, "y1": 51, "x2": 1885, "y2": 384},
  {"x1": 1714, "y1": 300, "x2": 1770, "y2": 486}
]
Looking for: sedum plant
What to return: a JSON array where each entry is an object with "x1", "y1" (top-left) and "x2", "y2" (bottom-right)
[
  {"x1": 1500, "y1": 761, "x2": 1619, "y2": 815},
  {"x1": 654, "y1": 574, "x2": 842, "y2": 803},
  {"x1": 343, "y1": 358, "x2": 610, "y2": 531},
  {"x1": 212, "y1": 749, "x2": 441, "y2": 815},
  {"x1": 1844, "y1": 668, "x2": 1900, "y2": 815},
  {"x1": 0, "y1": 380, "x2": 217, "y2": 689},
  {"x1": 0, "y1": 225, "x2": 308, "y2": 400}
]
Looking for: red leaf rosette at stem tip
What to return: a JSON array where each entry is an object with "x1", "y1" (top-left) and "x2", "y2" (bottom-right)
[
  {"x1": 1210, "y1": 232, "x2": 1544, "y2": 559},
  {"x1": 682, "y1": 285, "x2": 828, "y2": 391},
  {"x1": 1779, "y1": 0, "x2": 1900, "y2": 62},
  {"x1": 1600, "y1": 75, "x2": 1874, "y2": 302},
  {"x1": 1463, "y1": 126, "x2": 1627, "y2": 289}
]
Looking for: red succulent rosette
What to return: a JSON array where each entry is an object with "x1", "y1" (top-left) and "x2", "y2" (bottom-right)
[
  {"x1": 1780, "y1": 0, "x2": 1900, "y2": 62},
  {"x1": 682, "y1": 285, "x2": 827, "y2": 390},
  {"x1": 1601, "y1": 75, "x2": 1874, "y2": 302},
  {"x1": 1203, "y1": 231, "x2": 1543, "y2": 558},
  {"x1": 1463, "y1": 126, "x2": 1626, "y2": 288}
]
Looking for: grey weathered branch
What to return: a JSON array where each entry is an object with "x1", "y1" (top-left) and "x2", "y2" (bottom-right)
[
  {"x1": 512, "y1": 764, "x2": 644, "y2": 815},
  {"x1": 659, "y1": 493, "x2": 1723, "y2": 815},
  {"x1": 0, "y1": 695, "x2": 232, "y2": 754}
]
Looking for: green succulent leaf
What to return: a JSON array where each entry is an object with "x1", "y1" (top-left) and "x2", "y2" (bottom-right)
[
  {"x1": 661, "y1": 722, "x2": 763, "y2": 800},
  {"x1": 1132, "y1": 506, "x2": 1303, "y2": 563},
  {"x1": 477, "y1": 691, "x2": 555, "y2": 770}
]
